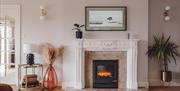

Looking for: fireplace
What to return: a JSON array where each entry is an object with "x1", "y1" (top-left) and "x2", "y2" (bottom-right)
[
  {"x1": 74, "y1": 39, "x2": 139, "y2": 89},
  {"x1": 93, "y1": 60, "x2": 118, "y2": 88}
]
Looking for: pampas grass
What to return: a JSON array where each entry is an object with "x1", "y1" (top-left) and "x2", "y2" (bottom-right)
[{"x1": 40, "y1": 43, "x2": 64, "y2": 64}]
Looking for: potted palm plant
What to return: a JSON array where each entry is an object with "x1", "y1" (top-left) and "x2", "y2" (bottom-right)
[{"x1": 147, "y1": 35, "x2": 180, "y2": 82}]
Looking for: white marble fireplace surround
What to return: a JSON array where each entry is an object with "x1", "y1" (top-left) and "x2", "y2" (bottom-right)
[{"x1": 75, "y1": 39, "x2": 139, "y2": 89}]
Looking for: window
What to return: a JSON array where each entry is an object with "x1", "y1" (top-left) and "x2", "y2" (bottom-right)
[{"x1": 0, "y1": 16, "x2": 15, "y2": 77}]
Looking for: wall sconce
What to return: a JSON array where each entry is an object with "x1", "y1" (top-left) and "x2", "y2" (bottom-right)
[
  {"x1": 164, "y1": 5, "x2": 171, "y2": 21},
  {"x1": 40, "y1": 5, "x2": 47, "y2": 20}
]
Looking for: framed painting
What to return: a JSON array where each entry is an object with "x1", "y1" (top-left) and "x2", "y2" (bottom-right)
[{"x1": 85, "y1": 6, "x2": 127, "y2": 31}]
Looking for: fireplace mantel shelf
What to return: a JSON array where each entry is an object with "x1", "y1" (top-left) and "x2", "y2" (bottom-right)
[{"x1": 74, "y1": 39, "x2": 139, "y2": 89}]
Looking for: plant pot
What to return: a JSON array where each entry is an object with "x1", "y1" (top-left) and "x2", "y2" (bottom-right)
[
  {"x1": 43, "y1": 64, "x2": 58, "y2": 90},
  {"x1": 76, "y1": 30, "x2": 83, "y2": 39},
  {"x1": 160, "y1": 71, "x2": 172, "y2": 82}
]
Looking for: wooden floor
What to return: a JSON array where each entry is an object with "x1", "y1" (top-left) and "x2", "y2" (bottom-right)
[{"x1": 12, "y1": 87, "x2": 180, "y2": 91}]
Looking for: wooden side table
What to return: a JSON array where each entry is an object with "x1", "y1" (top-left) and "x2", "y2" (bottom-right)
[{"x1": 18, "y1": 64, "x2": 43, "y2": 91}]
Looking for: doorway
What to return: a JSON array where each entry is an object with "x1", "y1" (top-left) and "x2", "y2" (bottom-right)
[{"x1": 0, "y1": 5, "x2": 21, "y2": 84}]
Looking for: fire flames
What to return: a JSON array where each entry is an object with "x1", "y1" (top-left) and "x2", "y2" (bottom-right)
[{"x1": 97, "y1": 71, "x2": 112, "y2": 77}]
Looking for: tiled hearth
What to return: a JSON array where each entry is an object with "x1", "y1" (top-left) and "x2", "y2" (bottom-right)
[{"x1": 74, "y1": 39, "x2": 139, "y2": 89}]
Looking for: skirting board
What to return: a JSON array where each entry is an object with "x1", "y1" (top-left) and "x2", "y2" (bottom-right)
[
  {"x1": 138, "y1": 82, "x2": 149, "y2": 88},
  {"x1": 62, "y1": 82, "x2": 76, "y2": 89},
  {"x1": 60, "y1": 80, "x2": 180, "y2": 89},
  {"x1": 62, "y1": 81, "x2": 149, "y2": 89},
  {"x1": 169, "y1": 79, "x2": 180, "y2": 86},
  {"x1": 149, "y1": 79, "x2": 180, "y2": 86}
]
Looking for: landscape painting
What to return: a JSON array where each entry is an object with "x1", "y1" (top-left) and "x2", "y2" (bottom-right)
[{"x1": 85, "y1": 6, "x2": 127, "y2": 31}]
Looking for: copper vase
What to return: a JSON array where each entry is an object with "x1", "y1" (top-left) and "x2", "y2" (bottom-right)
[{"x1": 43, "y1": 64, "x2": 58, "y2": 90}]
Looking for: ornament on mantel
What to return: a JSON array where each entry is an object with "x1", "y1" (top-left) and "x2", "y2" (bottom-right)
[{"x1": 72, "y1": 23, "x2": 85, "y2": 39}]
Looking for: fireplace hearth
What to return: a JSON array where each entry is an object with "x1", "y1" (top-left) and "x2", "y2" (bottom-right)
[{"x1": 93, "y1": 60, "x2": 118, "y2": 88}]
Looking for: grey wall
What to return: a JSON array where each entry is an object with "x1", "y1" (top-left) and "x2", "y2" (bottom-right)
[
  {"x1": 149, "y1": 0, "x2": 180, "y2": 86},
  {"x1": 1, "y1": 0, "x2": 148, "y2": 88}
]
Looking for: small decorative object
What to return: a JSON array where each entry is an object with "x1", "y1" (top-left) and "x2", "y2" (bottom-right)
[
  {"x1": 26, "y1": 53, "x2": 34, "y2": 65},
  {"x1": 85, "y1": 6, "x2": 127, "y2": 31},
  {"x1": 127, "y1": 33, "x2": 130, "y2": 39},
  {"x1": 164, "y1": 5, "x2": 171, "y2": 21},
  {"x1": 147, "y1": 35, "x2": 180, "y2": 82},
  {"x1": 128, "y1": 32, "x2": 138, "y2": 39},
  {"x1": 23, "y1": 44, "x2": 38, "y2": 65},
  {"x1": 40, "y1": 43, "x2": 64, "y2": 90},
  {"x1": 72, "y1": 23, "x2": 84, "y2": 39},
  {"x1": 22, "y1": 74, "x2": 39, "y2": 88}
]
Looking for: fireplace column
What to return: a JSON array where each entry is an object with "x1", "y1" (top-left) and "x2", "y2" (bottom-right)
[
  {"x1": 126, "y1": 41, "x2": 138, "y2": 89},
  {"x1": 75, "y1": 39, "x2": 85, "y2": 89}
]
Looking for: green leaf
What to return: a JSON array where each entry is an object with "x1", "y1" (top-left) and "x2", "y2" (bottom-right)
[{"x1": 147, "y1": 35, "x2": 180, "y2": 65}]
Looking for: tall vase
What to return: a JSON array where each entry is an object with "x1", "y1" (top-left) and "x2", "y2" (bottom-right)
[{"x1": 43, "y1": 64, "x2": 58, "y2": 90}]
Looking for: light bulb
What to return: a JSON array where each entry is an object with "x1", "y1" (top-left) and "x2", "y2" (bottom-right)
[
  {"x1": 40, "y1": 5, "x2": 45, "y2": 10},
  {"x1": 165, "y1": 16, "x2": 170, "y2": 21},
  {"x1": 165, "y1": 5, "x2": 171, "y2": 11}
]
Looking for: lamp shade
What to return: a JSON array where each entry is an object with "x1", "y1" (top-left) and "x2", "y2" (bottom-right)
[
  {"x1": 165, "y1": 5, "x2": 171, "y2": 11},
  {"x1": 23, "y1": 44, "x2": 37, "y2": 53}
]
